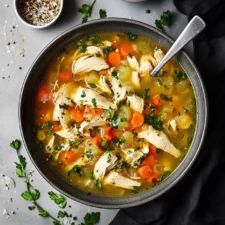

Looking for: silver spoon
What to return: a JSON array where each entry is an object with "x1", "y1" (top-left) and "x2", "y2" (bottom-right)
[{"x1": 151, "y1": 16, "x2": 206, "y2": 76}]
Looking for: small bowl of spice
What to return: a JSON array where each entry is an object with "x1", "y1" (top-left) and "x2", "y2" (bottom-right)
[{"x1": 14, "y1": 0, "x2": 63, "y2": 29}]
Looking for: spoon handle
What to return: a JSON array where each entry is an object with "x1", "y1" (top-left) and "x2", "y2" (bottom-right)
[{"x1": 151, "y1": 16, "x2": 206, "y2": 76}]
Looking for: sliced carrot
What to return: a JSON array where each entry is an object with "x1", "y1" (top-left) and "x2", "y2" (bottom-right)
[
  {"x1": 152, "y1": 97, "x2": 162, "y2": 107},
  {"x1": 150, "y1": 144, "x2": 157, "y2": 155},
  {"x1": 131, "y1": 111, "x2": 144, "y2": 128},
  {"x1": 85, "y1": 106, "x2": 103, "y2": 115},
  {"x1": 142, "y1": 154, "x2": 157, "y2": 167},
  {"x1": 52, "y1": 122, "x2": 61, "y2": 132},
  {"x1": 137, "y1": 165, "x2": 153, "y2": 180},
  {"x1": 36, "y1": 85, "x2": 52, "y2": 103},
  {"x1": 58, "y1": 150, "x2": 77, "y2": 166},
  {"x1": 111, "y1": 38, "x2": 120, "y2": 48},
  {"x1": 107, "y1": 52, "x2": 121, "y2": 67},
  {"x1": 104, "y1": 125, "x2": 116, "y2": 141},
  {"x1": 91, "y1": 133, "x2": 101, "y2": 146},
  {"x1": 58, "y1": 70, "x2": 73, "y2": 82},
  {"x1": 70, "y1": 107, "x2": 84, "y2": 123},
  {"x1": 119, "y1": 43, "x2": 134, "y2": 57}
]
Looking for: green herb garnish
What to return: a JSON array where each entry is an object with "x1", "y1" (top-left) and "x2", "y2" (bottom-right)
[
  {"x1": 76, "y1": 40, "x2": 87, "y2": 52},
  {"x1": 10, "y1": 139, "x2": 21, "y2": 150},
  {"x1": 145, "y1": 115, "x2": 163, "y2": 130},
  {"x1": 87, "y1": 34, "x2": 100, "y2": 44},
  {"x1": 81, "y1": 90, "x2": 86, "y2": 98},
  {"x1": 174, "y1": 70, "x2": 186, "y2": 82},
  {"x1": 127, "y1": 32, "x2": 138, "y2": 41},
  {"x1": 78, "y1": 0, "x2": 97, "y2": 23},
  {"x1": 160, "y1": 171, "x2": 171, "y2": 182},
  {"x1": 99, "y1": 9, "x2": 107, "y2": 18},
  {"x1": 103, "y1": 46, "x2": 115, "y2": 56},
  {"x1": 91, "y1": 98, "x2": 97, "y2": 107},
  {"x1": 81, "y1": 212, "x2": 100, "y2": 225},
  {"x1": 155, "y1": 10, "x2": 173, "y2": 30},
  {"x1": 68, "y1": 165, "x2": 83, "y2": 177},
  {"x1": 139, "y1": 89, "x2": 150, "y2": 99},
  {"x1": 48, "y1": 191, "x2": 67, "y2": 209},
  {"x1": 160, "y1": 93, "x2": 171, "y2": 101}
]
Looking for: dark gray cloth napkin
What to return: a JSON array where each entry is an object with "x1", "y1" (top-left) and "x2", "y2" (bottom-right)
[{"x1": 110, "y1": 0, "x2": 225, "y2": 224}]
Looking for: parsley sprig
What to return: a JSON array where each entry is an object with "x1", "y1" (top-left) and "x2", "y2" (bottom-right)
[
  {"x1": 10, "y1": 139, "x2": 100, "y2": 225},
  {"x1": 78, "y1": 0, "x2": 97, "y2": 23},
  {"x1": 155, "y1": 11, "x2": 173, "y2": 30}
]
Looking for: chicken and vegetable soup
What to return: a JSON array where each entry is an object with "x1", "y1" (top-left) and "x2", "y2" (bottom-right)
[{"x1": 34, "y1": 32, "x2": 196, "y2": 196}]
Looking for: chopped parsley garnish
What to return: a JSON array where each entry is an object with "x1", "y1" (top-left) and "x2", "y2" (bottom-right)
[
  {"x1": 111, "y1": 71, "x2": 119, "y2": 79},
  {"x1": 91, "y1": 98, "x2": 97, "y2": 107},
  {"x1": 139, "y1": 89, "x2": 150, "y2": 99},
  {"x1": 174, "y1": 70, "x2": 187, "y2": 82},
  {"x1": 159, "y1": 171, "x2": 171, "y2": 182},
  {"x1": 10, "y1": 139, "x2": 21, "y2": 150},
  {"x1": 121, "y1": 161, "x2": 130, "y2": 168},
  {"x1": 48, "y1": 191, "x2": 67, "y2": 209},
  {"x1": 88, "y1": 83, "x2": 97, "y2": 88},
  {"x1": 155, "y1": 10, "x2": 173, "y2": 30},
  {"x1": 81, "y1": 212, "x2": 100, "y2": 225},
  {"x1": 68, "y1": 165, "x2": 83, "y2": 177},
  {"x1": 87, "y1": 34, "x2": 100, "y2": 44},
  {"x1": 99, "y1": 9, "x2": 107, "y2": 19},
  {"x1": 145, "y1": 115, "x2": 163, "y2": 130},
  {"x1": 76, "y1": 40, "x2": 87, "y2": 52},
  {"x1": 120, "y1": 117, "x2": 127, "y2": 122},
  {"x1": 160, "y1": 93, "x2": 171, "y2": 101},
  {"x1": 81, "y1": 90, "x2": 86, "y2": 98},
  {"x1": 54, "y1": 145, "x2": 63, "y2": 151},
  {"x1": 109, "y1": 112, "x2": 119, "y2": 128},
  {"x1": 187, "y1": 137, "x2": 193, "y2": 147},
  {"x1": 103, "y1": 46, "x2": 115, "y2": 56},
  {"x1": 114, "y1": 138, "x2": 125, "y2": 147},
  {"x1": 127, "y1": 32, "x2": 138, "y2": 41},
  {"x1": 78, "y1": 0, "x2": 97, "y2": 23}
]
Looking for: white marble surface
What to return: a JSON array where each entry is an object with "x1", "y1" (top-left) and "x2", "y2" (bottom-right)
[{"x1": 0, "y1": 0, "x2": 190, "y2": 224}]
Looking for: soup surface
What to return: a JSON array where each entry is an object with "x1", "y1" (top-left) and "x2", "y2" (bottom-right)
[{"x1": 34, "y1": 32, "x2": 196, "y2": 196}]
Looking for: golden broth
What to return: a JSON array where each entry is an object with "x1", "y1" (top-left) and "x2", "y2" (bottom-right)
[{"x1": 33, "y1": 32, "x2": 196, "y2": 196}]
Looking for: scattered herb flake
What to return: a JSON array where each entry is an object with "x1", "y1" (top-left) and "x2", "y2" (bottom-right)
[
  {"x1": 127, "y1": 32, "x2": 138, "y2": 41},
  {"x1": 81, "y1": 212, "x2": 100, "y2": 225},
  {"x1": 78, "y1": 0, "x2": 97, "y2": 23},
  {"x1": 174, "y1": 70, "x2": 186, "y2": 82},
  {"x1": 160, "y1": 93, "x2": 171, "y2": 101},
  {"x1": 76, "y1": 40, "x2": 87, "y2": 53},
  {"x1": 99, "y1": 9, "x2": 107, "y2": 19},
  {"x1": 91, "y1": 98, "x2": 97, "y2": 107},
  {"x1": 145, "y1": 115, "x2": 163, "y2": 130},
  {"x1": 155, "y1": 10, "x2": 173, "y2": 30},
  {"x1": 48, "y1": 191, "x2": 67, "y2": 209},
  {"x1": 68, "y1": 165, "x2": 83, "y2": 177},
  {"x1": 10, "y1": 139, "x2": 21, "y2": 150}
]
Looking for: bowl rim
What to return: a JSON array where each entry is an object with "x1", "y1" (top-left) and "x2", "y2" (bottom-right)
[
  {"x1": 14, "y1": 0, "x2": 64, "y2": 29},
  {"x1": 18, "y1": 18, "x2": 208, "y2": 208}
]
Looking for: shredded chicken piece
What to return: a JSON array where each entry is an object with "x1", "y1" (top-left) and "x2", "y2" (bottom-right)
[
  {"x1": 127, "y1": 55, "x2": 139, "y2": 71},
  {"x1": 94, "y1": 152, "x2": 118, "y2": 181},
  {"x1": 97, "y1": 75, "x2": 112, "y2": 94},
  {"x1": 72, "y1": 55, "x2": 109, "y2": 74},
  {"x1": 154, "y1": 48, "x2": 164, "y2": 64},
  {"x1": 111, "y1": 77, "x2": 127, "y2": 104},
  {"x1": 72, "y1": 87, "x2": 116, "y2": 109},
  {"x1": 79, "y1": 116, "x2": 105, "y2": 133},
  {"x1": 104, "y1": 171, "x2": 141, "y2": 190},
  {"x1": 55, "y1": 128, "x2": 78, "y2": 139},
  {"x1": 138, "y1": 125, "x2": 181, "y2": 158},
  {"x1": 139, "y1": 55, "x2": 153, "y2": 76},
  {"x1": 131, "y1": 71, "x2": 141, "y2": 88},
  {"x1": 127, "y1": 94, "x2": 144, "y2": 113}
]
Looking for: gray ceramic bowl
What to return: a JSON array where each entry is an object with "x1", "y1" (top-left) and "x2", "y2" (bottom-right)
[{"x1": 19, "y1": 18, "x2": 208, "y2": 209}]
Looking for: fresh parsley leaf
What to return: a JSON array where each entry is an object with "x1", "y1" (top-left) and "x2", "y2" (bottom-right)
[
  {"x1": 174, "y1": 70, "x2": 186, "y2": 82},
  {"x1": 127, "y1": 32, "x2": 138, "y2": 41},
  {"x1": 68, "y1": 165, "x2": 83, "y2": 177},
  {"x1": 53, "y1": 220, "x2": 61, "y2": 225},
  {"x1": 87, "y1": 34, "x2": 100, "y2": 44},
  {"x1": 159, "y1": 171, "x2": 171, "y2": 182},
  {"x1": 10, "y1": 139, "x2": 21, "y2": 150},
  {"x1": 48, "y1": 191, "x2": 67, "y2": 209},
  {"x1": 114, "y1": 138, "x2": 125, "y2": 148},
  {"x1": 81, "y1": 212, "x2": 100, "y2": 225},
  {"x1": 139, "y1": 89, "x2": 150, "y2": 99},
  {"x1": 103, "y1": 46, "x2": 115, "y2": 56},
  {"x1": 57, "y1": 210, "x2": 67, "y2": 218},
  {"x1": 78, "y1": 0, "x2": 97, "y2": 23},
  {"x1": 160, "y1": 93, "x2": 171, "y2": 101},
  {"x1": 155, "y1": 10, "x2": 173, "y2": 30},
  {"x1": 36, "y1": 204, "x2": 49, "y2": 217},
  {"x1": 99, "y1": 9, "x2": 107, "y2": 18},
  {"x1": 21, "y1": 191, "x2": 33, "y2": 201},
  {"x1": 145, "y1": 115, "x2": 163, "y2": 130},
  {"x1": 76, "y1": 40, "x2": 87, "y2": 53},
  {"x1": 91, "y1": 98, "x2": 97, "y2": 107}
]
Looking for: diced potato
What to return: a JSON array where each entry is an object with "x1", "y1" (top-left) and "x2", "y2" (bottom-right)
[
  {"x1": 118, "y1": 66, "x2": 132, "y2": 82},
  {"x1": 85, "y1": 71, "x2": 99, "y2": 85},
  {"x1": 37, "y1": 130, "x2": 46, "y2": 141},
  {"x1": 176, "y1": 114, "x2": 193, "y2": 129},
  {"x1": 119, "y1": 105, "x2": 132, "y2": 121},
  {"x1": 123, "y1": 131, "x2": 134, "y2": 145}
]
